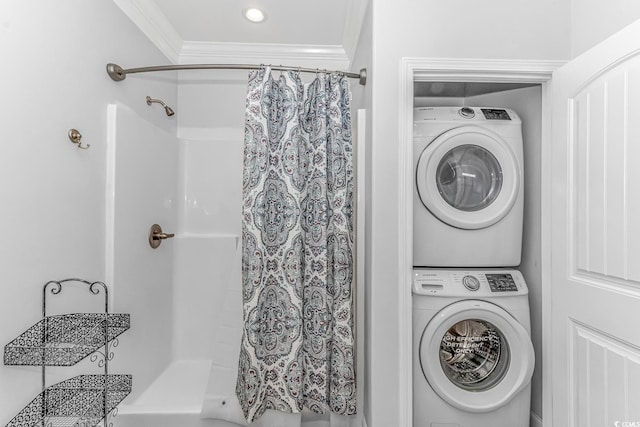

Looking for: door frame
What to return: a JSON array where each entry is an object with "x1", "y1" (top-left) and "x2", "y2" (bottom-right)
[{"x1": 398, "y1": 58, "x2": 564, "y2": 427}]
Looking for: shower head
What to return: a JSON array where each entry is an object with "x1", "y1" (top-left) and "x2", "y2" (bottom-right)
[{"x1": 146, "y1": 96, "x2": 175, "y2": 117}]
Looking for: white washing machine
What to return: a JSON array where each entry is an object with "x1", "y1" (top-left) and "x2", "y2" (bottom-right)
[
  {"x1": 412, "y1": 268, "x2": 534, "y2": 427},
  {"x1": 413, "y1": 106, "x2": 524, "y2": 267}
]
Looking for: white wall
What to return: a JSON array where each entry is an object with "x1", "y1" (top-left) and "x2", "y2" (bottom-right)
[
  {"x1": 571, "y1": 1, "x2": 640, "y2": 57},
  {"x1": 0, "y1": 0, "x2": 176, "y2": 422},
  {"x1": 366, "y1": 1, "x2": 570, "y2": 426}
]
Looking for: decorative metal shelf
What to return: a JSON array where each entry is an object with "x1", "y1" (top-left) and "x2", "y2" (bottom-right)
[
  {"x1": 4, "y1": 313, "x2": 130, "y2": 366},
  {"x1": 5, "y1": 374, "x2": 132, "y2": 427},
  {"x1": 3, "y1": 278, "x2": 132, "y2": 427}
]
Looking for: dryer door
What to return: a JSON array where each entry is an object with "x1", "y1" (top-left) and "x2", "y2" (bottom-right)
[
  {"x1": 416, "y1": 126, "x2": 520, "y2": 229},
  {"x1": 419, "y1": 300, "x2": 534, "y2": 413}
]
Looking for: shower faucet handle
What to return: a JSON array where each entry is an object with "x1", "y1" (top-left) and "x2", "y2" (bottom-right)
[
  {"x1": 155, "y1": 232, "x2": 175, "y2": 239},
  {"x1": 148, "y1": 224, "x2": 174, "y2": 249}
]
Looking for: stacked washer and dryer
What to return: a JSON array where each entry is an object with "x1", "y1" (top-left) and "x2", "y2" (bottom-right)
[{"x1": 412, "y1": 107, "x2": 535, "y2": 427}]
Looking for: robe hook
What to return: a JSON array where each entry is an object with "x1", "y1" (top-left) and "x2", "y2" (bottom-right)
[{"x1": 68, "y1": 129, "x2": 90, "y2": 149}]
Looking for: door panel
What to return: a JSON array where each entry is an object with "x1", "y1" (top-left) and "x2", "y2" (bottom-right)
[
  {"x1": 571, "y1": 320, "x2": 640, "y2": 426},
  {"x1": 571, "y1": 64, "x2": 640, "y2": 282},
  {"x1": 551, "y1": 20, "x2": 640, "y2": 427}
]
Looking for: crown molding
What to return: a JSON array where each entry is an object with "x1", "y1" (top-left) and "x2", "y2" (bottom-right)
[
  {"x1": 112, "y1": 0, "x2": 182, "y2": 63},
  {"x1": 179, "y1": 41, "x2": 350, "y2": 70}
]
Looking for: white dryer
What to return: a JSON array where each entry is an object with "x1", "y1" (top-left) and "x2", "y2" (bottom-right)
[
  {"x1": 413, "y1": 268, "x2": 534, "y2": 427},
  {"x1": 413, "y1": 106, "x2": 524, "y2": 267}
]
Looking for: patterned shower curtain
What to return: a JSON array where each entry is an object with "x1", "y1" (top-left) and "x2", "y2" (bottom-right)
[{"x1": 236, "y1": 67, "x2": 356, "y2": 423}]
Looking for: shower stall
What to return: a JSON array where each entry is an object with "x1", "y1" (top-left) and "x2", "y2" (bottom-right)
[
  {"x1": 102, "y1": 68, "x2": 365, "y2": 426},
  {"x1": 105, "y1": 69, "x2": 246, "y2": 426}
]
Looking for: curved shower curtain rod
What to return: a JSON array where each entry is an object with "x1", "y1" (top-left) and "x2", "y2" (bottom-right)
[{"x1": 106, "y1": 63, "x2": 367, "y2": 86}]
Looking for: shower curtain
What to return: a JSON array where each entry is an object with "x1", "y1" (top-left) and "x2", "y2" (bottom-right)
[{"x1": 236, "y1": 67, "x2": 357, "y2": 425}]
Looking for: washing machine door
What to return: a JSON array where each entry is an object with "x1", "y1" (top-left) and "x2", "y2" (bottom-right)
[
  {"x1": 419, "y1": 300, "x2": 534, "y2": 413},
  {"x1": 416, "y1": 126, "x2": 520, "y2": 229}
]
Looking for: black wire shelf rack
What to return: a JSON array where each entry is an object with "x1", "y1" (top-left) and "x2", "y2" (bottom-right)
[
  {"x1": 5, "y1": 374, "x2": 132, "y2": 427},
  {"x1": 4, "y1": 313, "x2": 130, "y2": 366},
  {"x1": 3, "y1": 278, "x2": 132, "y2": 427}
]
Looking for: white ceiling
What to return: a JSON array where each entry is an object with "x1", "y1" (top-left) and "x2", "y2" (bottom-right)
[
  {"x1": 113, "y1": 0, "x2": 367, "y2": 67},
  {"x1": 151, "y1": 0, "x2": 348, "y2": 45}
]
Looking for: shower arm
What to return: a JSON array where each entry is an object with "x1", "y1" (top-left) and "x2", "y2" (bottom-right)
[{"x1": 146, "y1": 96, "x2": 175, "y2": 116}]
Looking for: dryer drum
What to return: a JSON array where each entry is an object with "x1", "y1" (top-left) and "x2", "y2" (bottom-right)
[{"x1": 439, "y1": 319, "x2": 510, "y2": 391}]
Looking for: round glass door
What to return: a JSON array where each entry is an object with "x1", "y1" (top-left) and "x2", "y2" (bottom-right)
[
  {"x1": 440, "y1": 319, "x2": 510, "y2": 391},
  {"x1": 416, "y1": 126, "x2": 520, "y2": 230},
  {"x1": 419, "y1": 300, "x2": 534, "y2": 413},
  {"x1": 436, "y1": 145, "x2": 503, "y2": 212}
]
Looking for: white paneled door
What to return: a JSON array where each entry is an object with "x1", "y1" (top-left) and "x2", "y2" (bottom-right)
[{"x1": 551, "y1": 21, "x2": 640, "y2": 427}]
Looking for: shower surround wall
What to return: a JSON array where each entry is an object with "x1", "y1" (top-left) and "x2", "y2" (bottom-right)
[
  {"x1": 105, "y1": 101, "x2": 178, "y2": 402},
  {"x1": 173, "y1": 70, "x2": 245, "y2": 403},
  {"x1": 174, "y1": 68, "x2": 245, "y2": 379},
  {"x1": 112, "y1": 69, "x2": 246, "y2": 420}
]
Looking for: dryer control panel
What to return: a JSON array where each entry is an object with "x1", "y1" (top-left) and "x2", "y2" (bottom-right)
[
  {"x1": 412, "y1": 106, "x2": 523, "y2": 140},
  {"x1": 481, "y1": 108, "x2": 512, "y2": 120},
  {"x1": 412, "y1": 268, "x2": 528, "y2": 297},
  {"x1": 414, "y1": 106, "x2": 520, "y2": 123}
]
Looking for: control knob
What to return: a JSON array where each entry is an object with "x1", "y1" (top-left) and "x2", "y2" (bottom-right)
[
  {"x1": 462, "y1": 275, "x2": 480, "y2": 291},
  {"x1": 459, "y1": 107, "x2": 475, "y2": 118}
]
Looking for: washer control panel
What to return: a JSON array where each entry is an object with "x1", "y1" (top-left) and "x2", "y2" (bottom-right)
[
  {"x1": 485, "y1": 273, "x2": 519, "y2": 292},
  {"x1": 412, "y1": 268, "x2": 527, "y2": 297}
]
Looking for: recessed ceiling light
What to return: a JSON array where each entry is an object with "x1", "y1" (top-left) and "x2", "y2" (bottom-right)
[{"x1": 244, "y1": 8, "x2": 266, "y2": 23}]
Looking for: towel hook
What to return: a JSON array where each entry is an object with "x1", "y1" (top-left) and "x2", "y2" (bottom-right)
[{"x1": 68, "y1": 129, "x2": 90, "y2": 149}]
